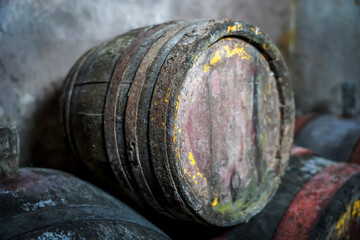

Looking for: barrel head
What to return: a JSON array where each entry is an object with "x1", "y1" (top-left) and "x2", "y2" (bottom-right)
[{"x1": 170, "y1": 36, "x2": 284, "y2": 225}]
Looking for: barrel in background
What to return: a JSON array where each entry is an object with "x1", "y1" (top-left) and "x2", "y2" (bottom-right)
[
  {"x1": 215, "y1": 148, "x2": 360, "y2": 240},
  {"x1": 62, "y1": 19, "x2": 294, "y2": 226},
  {"x1": 294, "y1": 82, "x2": 360, "y2": 163},
  {"x1": 294, "y1": 114, "x2": 360, "y2": 163},
  {"x1": 0, "y1": 126, "x2": 169, "y2": 240}
]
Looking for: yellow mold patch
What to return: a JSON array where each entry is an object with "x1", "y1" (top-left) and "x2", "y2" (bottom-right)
[
  {"x1": 210, "y1": 50, "x2": 222, "y2": 65},
  {"x1": 173, "y1": 128, "x2": 177, "y2": 142},
  {"x1": 353, "y1": 200, "x2": 360, "y2": 217},
  {"x1": 263, "y1": 43, "x2": 269, "y2": 50},
  {"x1": 204, "y1": 42, "x2": 251, "y2": 73},
  {"x1": 187, "y1": 152, "x2": 207, "y2": 186},
  {"x1": 334, "y1": 199, "x2": 360, "y2": 239},
  {"x1": 227, "y1": 24, "x2": 243, "y2": 32},
  {"x1": 164, "y1": 88, "x2": 170, "y2": 103},
  {"x1": 224, "y1": 44, "x2": 250, "y2": 60},
  {"x1": 173, "y1": 96, "x2": 180, "y2": 142},
  {"x1": 212, "y1": 197, "x2": 218, "y2": 206},
  {"x1": 173, "y1": 95, "x2": 181, "y2": 160},
  {"x1": 194, "y1": 55, "x2": 198, "y2": 62},
  {"x1": 189, "y1": 152, "x2": 196, "y2": 166},
  {"x1": 267, "y1": 82, "x2": 271, "y2": 95},
  {"x1": 204, "y1": 64, "x2": 210, "y2": 72}
]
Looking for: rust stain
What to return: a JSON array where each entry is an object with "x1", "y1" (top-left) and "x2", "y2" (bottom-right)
[{"x1": 278, "y1": 28, "x2": 297, "y2": 60}]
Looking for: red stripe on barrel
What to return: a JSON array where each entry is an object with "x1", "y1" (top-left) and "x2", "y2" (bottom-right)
[
  {"x1": 293, "y1": 113, "x2": 317, "y2": 137},
  {"x1": 350, "y1": 138, "x2": 360, "y2": 165}
]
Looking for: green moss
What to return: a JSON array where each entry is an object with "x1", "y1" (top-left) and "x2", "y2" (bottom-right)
[{"x1": 212, "y1": 168, "x2": 279, "y2": 222}]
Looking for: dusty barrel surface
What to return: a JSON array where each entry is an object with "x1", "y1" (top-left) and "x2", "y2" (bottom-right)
[
  {"x1": 217, "y1": 148, "x2": 360, "y2": 240},
  {"x1": 62, "y1": 19, "x2": 294, "y2": 226},
  {"x1": 294, "y1": 114, "x2": 360, "y2": 163},
  {"x1": 0, "y1": 126, "x2": 169, "y2": 240}
]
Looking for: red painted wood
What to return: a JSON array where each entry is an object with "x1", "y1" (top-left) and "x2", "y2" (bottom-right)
[
  {"x1": 294, "y1": 113, "x2": 317, "y2": 137},
  {"x1": 350, "y1": 138, "x2": 360, "y2": 165},
  {"x1": 273, "y1": 163, "x2": 360, "y2": 240},
  {"x1": 290, "y1": 146, "x2": 315, "y2": 157}
]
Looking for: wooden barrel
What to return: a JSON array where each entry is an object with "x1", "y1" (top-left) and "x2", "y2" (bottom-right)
[
  {"x1": 61, "y1": 19, "x2": 294, "y2": 226},
  {"x1": 0, "y1": 126, "x2": 169, "y2": 240},
  {"x1": 214, "y1": 147, "x2": 360, "y2": 240},
  {"x1": 294, "y1": 113, "x2": 360, "y2": 163}
]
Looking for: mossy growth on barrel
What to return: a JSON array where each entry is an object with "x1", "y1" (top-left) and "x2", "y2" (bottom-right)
[{"x1": 62, "y1": 19, "x2": 294, "y2": 226}]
